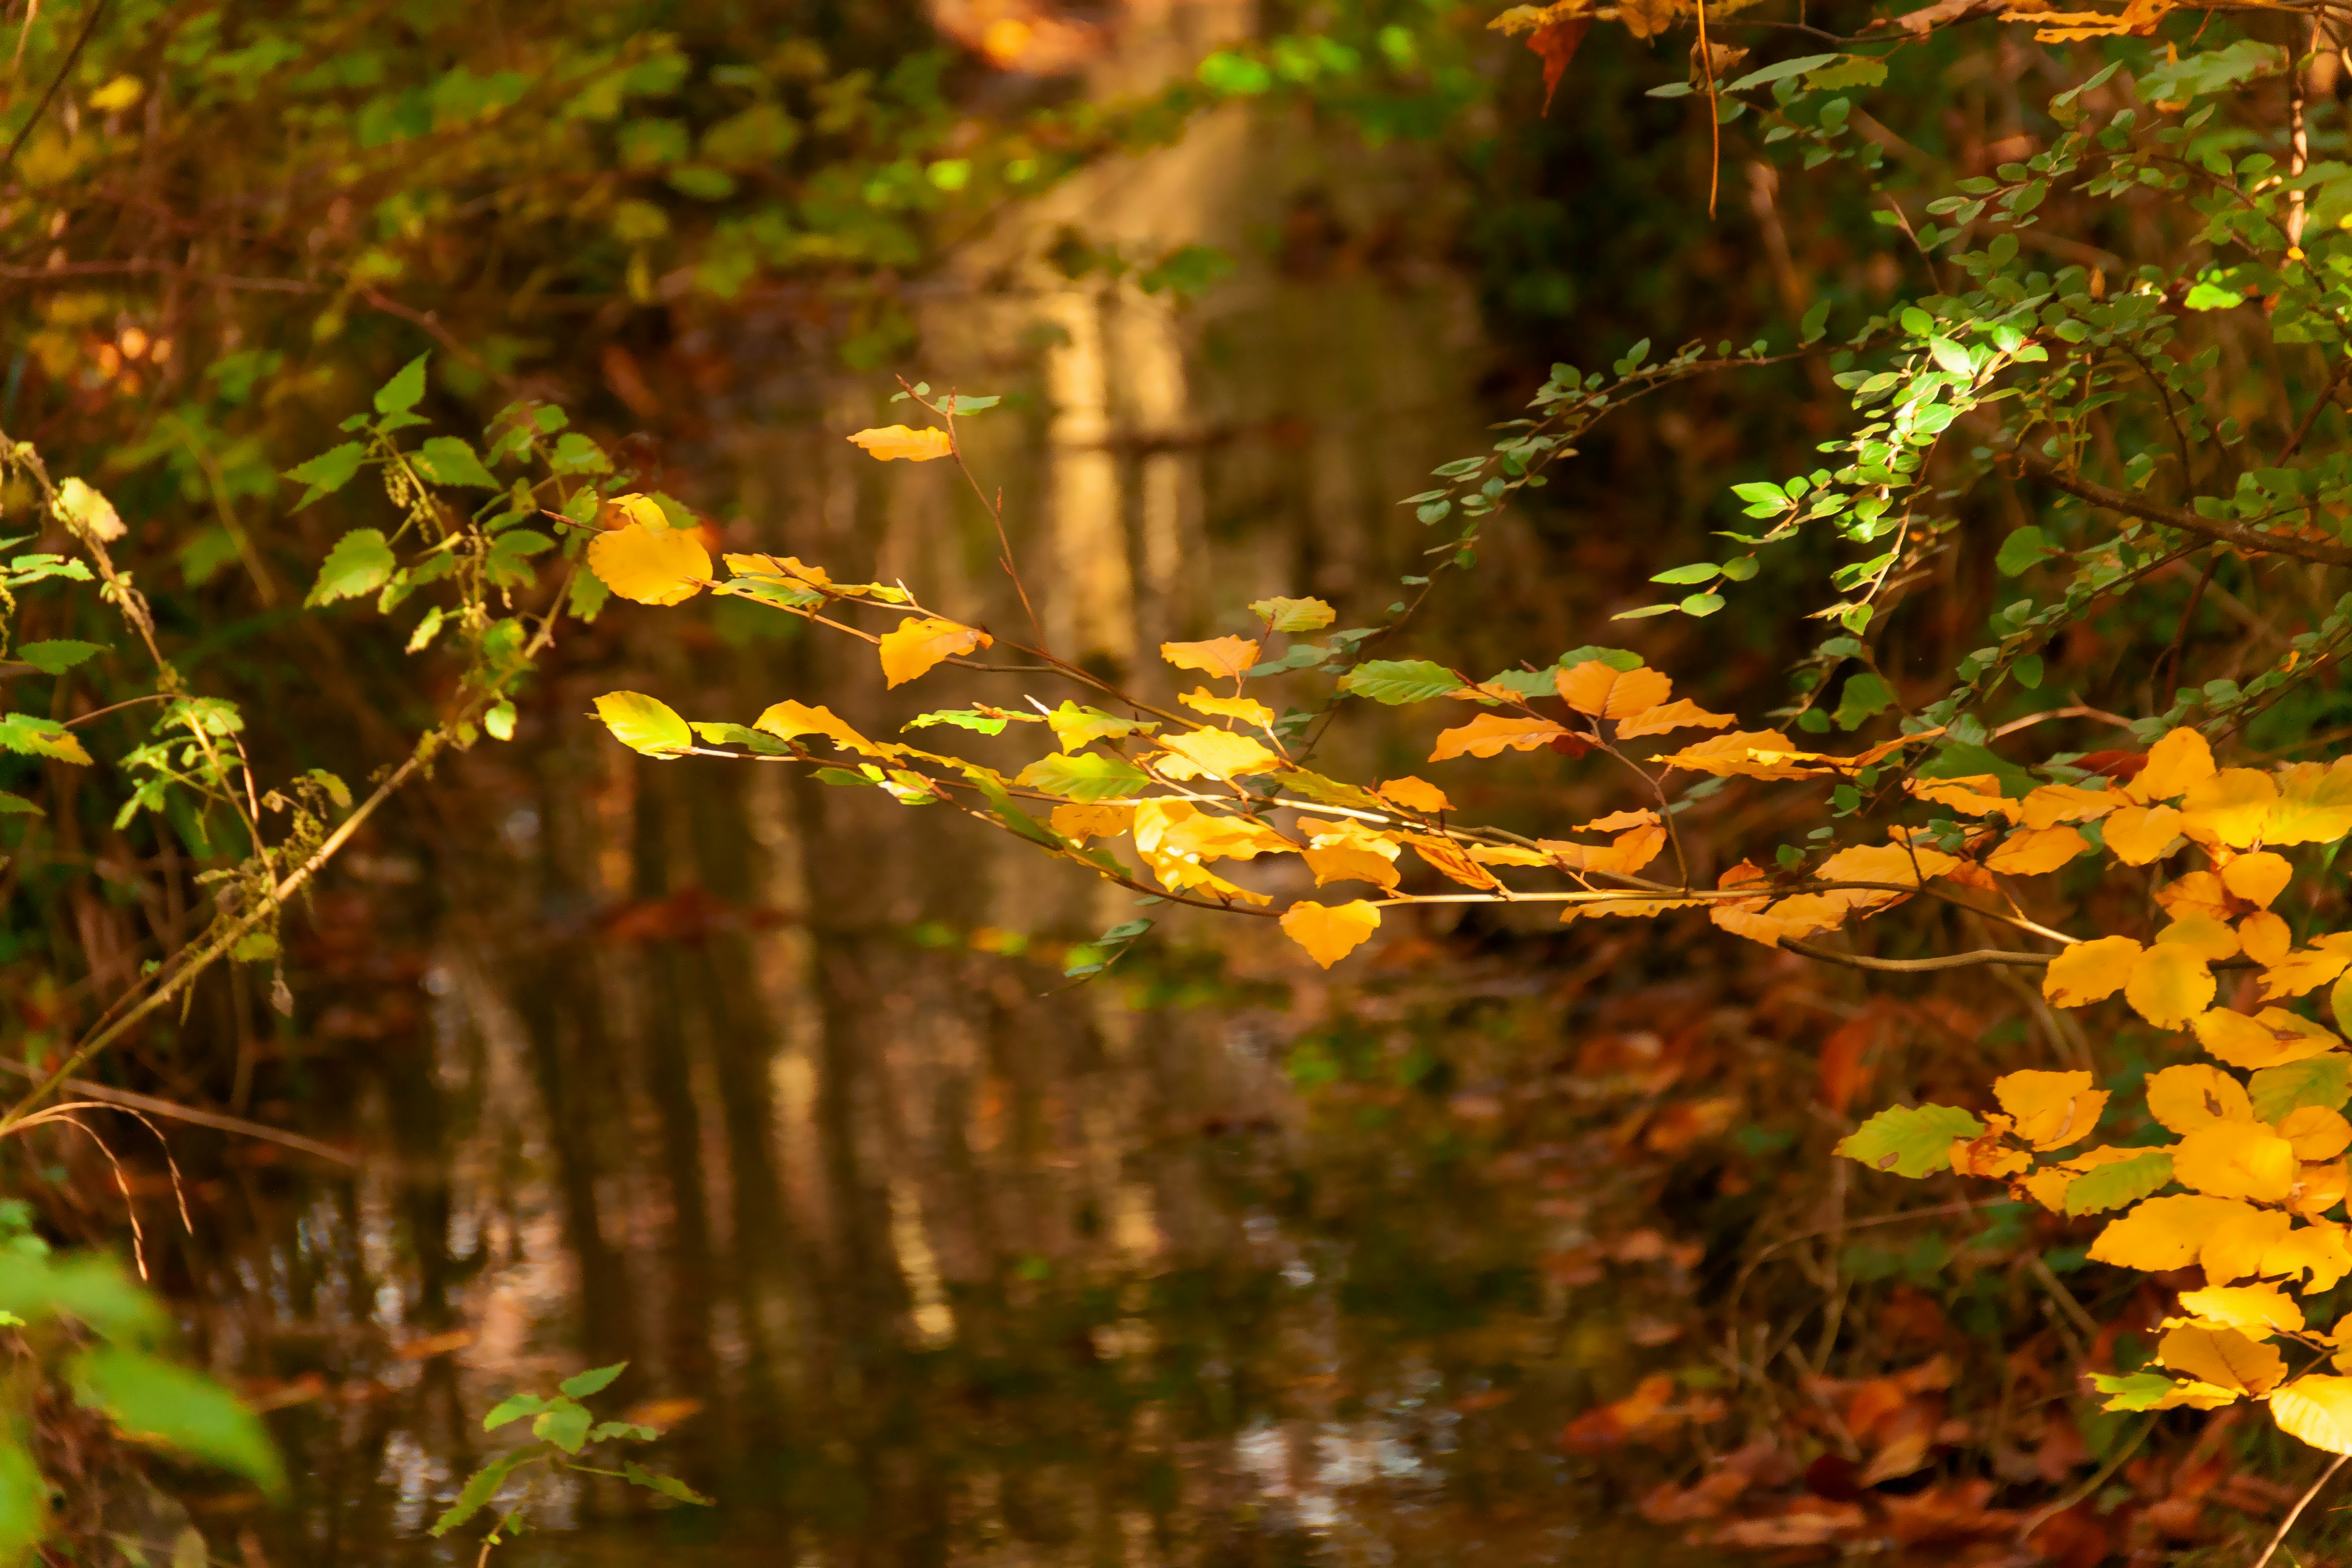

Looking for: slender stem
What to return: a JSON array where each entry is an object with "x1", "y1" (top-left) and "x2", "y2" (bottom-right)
[{"x1": 2252, "y1": 1452, "x2": 2348, "y2": 1568}]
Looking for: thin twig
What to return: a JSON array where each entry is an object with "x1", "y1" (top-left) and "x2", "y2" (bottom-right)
[
  {"x1": 0, "y1": 0, "x2": 110, "y2": 181},
  {"x1": 2252, "y1": 1452, "x2": 2348, "y2": 1568}
]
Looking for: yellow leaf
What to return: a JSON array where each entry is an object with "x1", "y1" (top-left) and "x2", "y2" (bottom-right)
[
  {"x1": 2223, "y1": 851, "x2": 2295, "y2": 909},
  {"x1": 2259, "y1": 941, "x2": 2352, "y2": 1002},
  {"x1": 1377, "y1": 777, "x2": 1452, "y2": 814},
  {"x1": 1465, "y1": 842, "x2": 1553, "y2": 866},
  {"x1": 2043, "y1": 934, "x2": 2145, "y2": 1007},
  {"x1": 1428, "y1": 714, "x2": 1567, "y2": 761},
  {"x1": 2241, "y1": 912, "x2": 2293, "y2": 967},
  {"x1": 1572, "y1": 808, "x2": 1660, "y2": 834},
  {"x1": 2155, "y1": 1322, "x2": 2287, "y2": 1394},
  {"x1": 1994, "y1": 1069, "x2": 2108, "y2": 1151},
  {"x1": 1179, "y1": 687, "x2": 1278, "y2": 730},
  {"x1": 2130, "y1": 726, "x2": 2216, "y2": 802},
  {"x1": 1158, "y1": 727, "x2": 1283, "y2": 780},
  {"x1": 1131, "y1": 801, "x2": 1292, "y2": 866},
  {"x1": 1279, "y1": 900, "x2": 1382, "y2": 968},
  {"x1": 1540, "y1": 825, "x2": 1667, "y2": 877},
  {"x1": 2264, "y1": 1223, "x2": 2352, "y2": 1292},
  {"x1": 2156, "y1": 870, "x2": 2235, "y2": 924},
  {"x1": 2210, "y1": 1207, "x2": 2298, "y2": 1284},
  {"x1": 1050, "y1": 802, "x2": 1134, "y2": 843},
  {"x1": 2296, "y1": 1160, "x2": 2350, "y2": 1218},
  {"x1": 2269, "y1": 1375, "x2": 2352, "y2": 1454},
  {"x1": 2103, "y1": 804, "x2": 2183, "y2": 865},
  {"x1": 587, "y1": 521, "x2": 711, "y2": 606},
  {"x1": 2158, "y1": 915, "x2": 2241, "y2": 963},
  {"x1": 1615, "y1": 697, "x2": 1736, "y2": 739},
  {"x1": 2181, "y1": 768, "x2": 2280, "y2": 850},
  {"x1": 2178, "y1": 1282, "x2": 2305, "y2": 1338},
  {"x1": 2269, "y1": 759, "x2": 2352, "y2": 846},
  {"x1": 753, "y1": 699, "x2": 874, "y2": 754},
  {"x1": 53, "y1": 476, "x2": 125, "y2": 541},
  {"x1": 1160, "y1": 636, "x2": 1261, "y2": 681},
  {"x1": 878, "y1": 616, "x2": 990, "y2": 688},
  {"x1": 1985, "y1": 824, "x2": 2090, "y2": 875},
  {"x1": 2090, "y1": 1194, "x2": 2261, "y2": 1272},
  {"x1": 2192, "y1": 1007, "x2": 2341, "y2": 1070},
  {"x1": 1559, "y1": 892, "x2": 1704, "y2": 923},
  {"x1": 1817, "y1": 841, "x2": 1962, "y2": 890},
  {"x1": 2146, "y1": 1063, "x2": 2255, "y2": 1133},
  {"x1": 2280, "y1": 1106, "x2": 2352, "y2": 1163},
  {"x1": 87, "y1": 74, "x2": 144, "y2": 113},
  {"x1": 1906, "y1": 774, "x2": 2022, "y2": 820},
  {"x1": 1298, "y1": 818, "x2": 1403, "y2": 861},
  {"x1": 725, "y1": 552, "x2": 831, "y2": 587},
  {"x1": 2127, "y1": 942, "x2": 2216, "y2": 1030},
  {"x1": 1249, "y1": 595, "x2": 1336, "y2": 632},
  {"x1": 1555, "y1": 661, "x2": 1670, "y2": 719},
  {"x1": 1304, "y1": 844, "x2": 1402, "y2": 892},
  {"x1": 2173, "y1": 1120, "x2": 2298, "y2": 1202},
  {"x1": 592, "y1": 691, "x2": 694, "y2": 757},
  {"x1": 1653, "y1": 730, "x2": 1818, "y2": 780},
  {"x1": 2020, "y1": 783, "x2": 2124, "y2": 829},
  {"x1": 1408, "y1": 835, "x2": 1503, "y2": 890},
  {"x1": 848, "y1": 425, "x2": 952, "y2": 461}
]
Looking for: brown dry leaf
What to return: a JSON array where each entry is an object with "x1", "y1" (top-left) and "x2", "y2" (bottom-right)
[
  {"x1": 1557, "y1": 660, "x2": 1670, "y2": 719},
  {"x1": 848, "y1": 424, "x2": 952, "y2": 461},
  {"x1": 1615, "y1": 697, "x2": 1736, "y2": 739},
  {"x1": 878, "y1": 616, "x2": 990, "y2": 687},
  {"x1": 1160, "y1": 636, "x2": 1261, "y2": 681},
  {"x1": 1429, "y1": 713, "x2": 1568, "y2": 760},
  {"x1": 1279, "y1": 900, "x2": 1382, "y2": 968}
]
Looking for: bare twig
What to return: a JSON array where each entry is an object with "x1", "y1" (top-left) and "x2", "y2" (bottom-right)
[{"x1": 2252, "y1": 1452, "x2": 2348, "y2": 1568}]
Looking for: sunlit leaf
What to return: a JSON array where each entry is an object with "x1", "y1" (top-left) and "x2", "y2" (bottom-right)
[
  {"x1": 1249, "y1": 595, "x2": 1335, "y2": 632},
  {"x1": 71, "y1": 1345, "x2": 286, "y2": 1495},
  {"x1": 1278, "y1": 900, "x2": 1381, "y2": 968},
  {"x1": 307, "y1": 529, "x2": 396, "y2": 607},
  {"x1": 848, "y1": 425, "x2": 952, "y2": 461},
  {"x1": 2171, "y1": 1120, "x2": 2297, "y2": 1201},
  {"x1": 1160, "y1": 636, "x2": 1261, "y2": 681},
  {"x1": 1556, "y1": 660, "x2": 1668, "y2": 719},
  {"x1": 587, "y1": 522, "x2": 711, "y2": 606},
  {"x1": 2146, "y1": 1063, "x2": 2255, "y2": 1133},
  {"x1": 1428, "y1": 714, "x2": 1566, "y2": 761},
  {"x1": 592, "y1": 692, "x2": 693, "y2": 757},
  {"x1": 0, "y1": 713, "x2": 91, "y2": 766},
  {"x1": 2271, "y1": 1376, "x2": 2352, "y2": 1454},
  {"x1": 2126, "y1": 942, "x2": 2215, "y2": 1030},
  {"x1": 878, "y1": 616, "x2": 990, "y2": 687},
  {"x1": 1835, "y1": 1103, "x2": 1983, "y2": 1177},
  {"x1": 1993, "y1": 1069, "x2": 2105, "y2": 1151},
  {"x1": 2154, "y1": 1321, "x2": 2284, "y2": 1394}
]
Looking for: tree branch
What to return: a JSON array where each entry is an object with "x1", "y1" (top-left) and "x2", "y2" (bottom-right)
[{"x1": 2018, "y1": 451, "x2": 2352, "y2": 567}]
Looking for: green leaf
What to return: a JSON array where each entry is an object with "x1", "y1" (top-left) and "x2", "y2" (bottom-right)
[
  {"x1": 1723, "y1": 53, "x2": 1839, "y2": 92},
  {"x1": 374, "y1": 353, "x2": 428, "y2": 415},
  {"x1": 622, "y1": 1461, "x2": 714, "y2": 1506},
  {"x1": 904, "y1": 708, "x2": 1011, "y2": 736},
  {"x1": 2090, "y1": 1370, "x2": 2186, "y2": 1413},
  {"x1": 0, "y1": 792, "x2": 40, "y2": 817},
  {"x1": 2332, "y1": 970, "x2": 2352, "y2": 1038},
  {"x1": 1833, "y1": 671, "x2": 1895, "y2": 731},
  {"x1": 687, "y1": 722, "x2": 791, "y2": 754},
  {"x1": 1014, "y1": 752, "x2": 1151, "y2": 802},
  {"x1": 550, "y1": 432, "x2": 612, "y2": 474},
  {"x1": 592, "y1": 693, "x2": 693, "y2": 757},
  {"x1": 411, "y1": 436, "x2": 498, "y2": 488},
  {"x1": 307, "y1": 529, "x2": 396, "y2": 607},
  {"x1": 1336, "y1": 659, "x2": 1462, "y2": 704},
  {"x1": 70, "y1": 1345, "x2": 286, "y2": 1495},
  {"x1": 1281, "y1": 768, "x2": 1388, "y2": 813},
  {"x1": 283, "y1": 442, "x2": 367, "y2": 510},
  {"x1": 0, "y1": 1425, "x2": 47, "y2": 1562},
  {"x1": 1834, "y1": 1103, "x2": 1984, "y2": 1177},
  {"x1": 2183, "y1": 281, "x2": 2243, "y2": 312},
  {"x1": 485, "y1": 528, "x2": 554, "y2": 588},
  {"x1": 482, "y1": 1393, "x2": 546, "y2": 1431},
  {"x1": 430, "y1": 1449, "x2": 534, "y2": 1537},
  {"x1": 0, "y1": 713, "x2": 91, "y2": 766},
  {"x1": 2252, "y1": 1054, "x2": 2352, "y2": 1122},
  {"x1": 589, "y1": 1421, "x2": 658, "y2": 1442},
  {"x1": 1804, "y1": 54, "x2": 1888, "y2": 90},
  {"x1": 1650, "y1": 563, "x2": 1722, "y2": 586},
  {"x1": 568, "y1": 569, "x2": 612, "y2": 624},
  {"x1": 1249, "y1": 595, "x2": 1337, "y2": 633},
  {"x1": 0, "y1": 1252, "x2": 166, "y2": 1340},
  {"x1": 2014, "y1": 654, "x2": 2046, "y2": 691},
  {"x1": 558, "y1": 1362, "x2": 626, "y2": 1399},
  {"x1": 532, "y1": 1400, "x2": 592, "y2": 1454},
  {"x1": 13, "y1": 640, "x2": 105, "y2": 675},
  {"x1": 2064, "y1": 1151, "x2": 2175, "y2": 1215},
  {"x1": 1680, "y1": 592, "x2": 1726, "y2": 617}
]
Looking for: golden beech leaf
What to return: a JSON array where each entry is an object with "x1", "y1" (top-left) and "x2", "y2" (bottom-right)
[
  {"x1": 2210, "y1": 1209, "x2": 2298, "y2": 1284},
  {"x1": 1377, "y1": 776, "x2": 1452, "y2": 814},
  {"x1": 1131, "y1": 800, "x2": 1292, "y2": 867},
  {"x1": 2263, "y1": 1223, "x2": 2352, "y2": 1292},
  {"x1": 1652, "y1": 730, "x2": 1818, "y2": 779},
  {"x1": 2155, "y1": 870, "x2": 2236, "y2": 923},
  {"x1": 1429, "y1": 714, "x2": 1567, "y2": 761},
  {"x1": 2223, "y1": 851, "x2": 2296, "y2": 909},
  {"x1": 1158, "y1": 727, "x2": 1285, "y2": 781},
  {"x1": 1572, "y1": 807, "x2": 1660, "y2": 834},
  {"x1": 848, "y1": 424, "x2": 952, "y2": 461},
  {"x1": 725, "y1": 552, "x2": 831, "y2": 587},
  {"x1": 1540, "y1": 825, "x2": 1667, "y2": 877},
  {"x1": 2172, "y1": 1121, "x2": 2299, "y2": 1203},
  {"x1": 1558, "y1": 892, "x2": 1704, "y2": 923},
  {"x1": 754, "y1": 699, "x2": 877, "y2": 755},
  {"x1": 1299, "y1": 818, "x2": 1403, "y2": 861},
  {"x1": 2155, "y1": 1322, "x2": 2287, "y2": 1395},
  {"x1": 1906, "y1": 774, "x2": 2022, "y2": 820},
  {"x1": 1817, "y1": 841, "x2": 1961, "y2": 892},
  {"x1": 1050, "y1": 802, "x2": 1134, "y2": 843},
  {"x1": 2191, "y1": 1008, "x2": 2342, "y2": 1070},
  {"x1": 1950, "y1": 1134, "x2": 2031, "y2": 1178},
  {"x1": 1179, "y1": 687, "x2": 1278, "y2": 730},
  {"x1": 1160, "y1": 636, "x2": 1261, "y2": 681},
  {"x1": 2146, "y1": 1063, "x2": 2255, "y2": 1134},
  {"x1": 1615, "y1": 697, "x2": 1736, "y2": 739},
  {"x1": 2158, "y1": 915, "x2": 2241, "y2": 963},
  {"x1": 2091, "y1": 1194, "x2": 2263, "y2": 1272},
  {"x1": 2241, "y1": 912, "x2": 2293, "y2": 967},
  {"x1": 1556, "y1": 661, "x2": 1670, "y2": 719},
  {"x1": 2269, "y1": 759, "x2": 2352, "y2": 845},
  {"x1": 2103, "y1": 804, "x2": 2184, "y2": 864},
  {"x1": 2270, "y1": 1376, "x2": 2352, "y2": 1454},
  {"x1": 1993, "y1": 1070, "x2": 2107, "y2": 1151},
  {"x1": 878, "y1": 616, "x2": 991, "y2": 688},
  {"x1": 2130, "y1": 727, "x2": 2217, "y2": 803},
  {"x1": 1279, "y1": 900, "x2": 1382, "y2": 968},
  {"x1": 2181, "y1": 768, "x2": 2280, "y2": 850},
  {"x1": 2260, "y1": 941, "x2": 2352, "y2": 1002},
  {"x1": 2020, "y1": 783, "x2": 2124, "y2": 829},
  {"x1": 1409, "y1": 835, "x2": 1504, "y2": 890},
  {"x1": 1984, "y1": 825, "x2": 2090, "y2": 876},
  {"x1": 2280, "y1": 1106, "x2": 2352, "y2": 1163},
  {"x1": 2042, "y1": 934, "x2": 2144, "y2": 1007},
  {"x1": 2297, "y1": 1160, "x2": 2351, "y2": 1218},
  {"x1": 592, "y1": 691, "x2": 693, "y2": 757},
  {"x1": 587, "y1": 521, "x2": 712, "y2": 605},
  {"x1": 1466, "y1": 842, "x2": 1555, "y2": 866},
  {"x1": 2178, "y1": 1282, "x2": 2305, "y2": 1338},
  {"x1": 2127, "y1": 942, "x2": 2217, "y2": 1030},
  {"x1": 1304, "y1": 844, "x2": 1402, "y2": 892}
]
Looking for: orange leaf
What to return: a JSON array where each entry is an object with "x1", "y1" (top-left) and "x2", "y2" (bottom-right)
[
  {"x1": 2103, "y1": 804, "x2": 2183, "y2": 864},
  {"x1": 848, "y1": 425, "x2": 952, "y2": 461},
  {"x1": 1160, "y1": 636, "x2": 1261, "y2": 681},
  {"x1": 1280, "y1": 900, "x2": 1382, "y2": 967},
  {"x1": 2223, "y1": 851, "x2": 2295, "y2": 909},
  {"x1": 1409, "y1": 835, "x2": 1503, "y2": 889},
  {"x1": 1984, "y1": 825, "x2": 2089, "y2": 875},
  {"x1": 1529, "y1": 13, "x2": 1591, "y2": 114},
  {"x1": 1556, "y1": 661, "x2": 1669, "y2": 719},
  {"x1": 1429, "y1": 713, "x2": 1567, "y2": 761},
  {"x1": 1615, "y1": 698, "x2": 1736, "y2": 739},
  {"x1": 2129, "y1": 726, "x2": 2217, "y2": 802},
  {"x1": 754, "y1": 699, "x2": 881, "y2": 755},
  {"x1": 587, "y1": 521, "x2": 711, "y2": 606},
  {"x1": 1178, "y1": 687, "x2": 1278, "y2": 730},
  {"x1": 878, "y1": 616, "x2": 990, "y2": 687},
  {"x1": 2042, "y1": 934, "x2": 2144, "y2": 1007},
  {"x1": 1906, "y1": 774, "x2": 2021, "y2": 820},
  {"x1": 1377, "y1": 776, "x2": 1452, "y2": 814},
  {"x1": 2240, "y1": 911, "x2": 2293, "y2": 967},
  {"x1": 2020, "y1": 783, "x2": 2125, "y2": 829},
  {"x1": 1653, "y1": 730, "x2": 1818, "y2": 779},
  {"x1": 1304, "y1": 844, "x2": 1402, "y2": 892},
  {"x1": 2128, "y1": 943, "x2": 2216, "y2": 1030}
]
